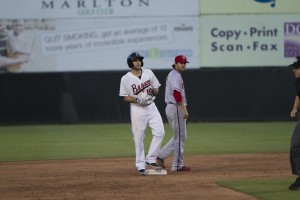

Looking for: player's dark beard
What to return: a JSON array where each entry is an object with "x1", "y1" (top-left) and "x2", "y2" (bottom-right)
[{"x1": 132, "y1": 64, "x2": 141, "y2": 70}]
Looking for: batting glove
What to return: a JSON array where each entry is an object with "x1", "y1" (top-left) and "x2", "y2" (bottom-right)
[
  {"x1": 135, "y1": 97, "x2": 154, "y2": 106},
  {"x1": 135, "y1": 98, "x2": 147, "y2": 106}
]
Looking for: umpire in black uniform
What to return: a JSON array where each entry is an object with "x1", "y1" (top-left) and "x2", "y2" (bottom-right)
[{"x1": 289, "y1": 56, "x2": 300, "y2": 191}]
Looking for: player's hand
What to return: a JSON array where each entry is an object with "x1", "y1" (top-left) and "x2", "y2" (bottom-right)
[
  {"x1": 135, "y1": 98, "x2": 150, "y2": 106},
  {"x1": 290, "y1": 109, "x2": 297, "y2": 118},
  {"x1": 136, "y1": 96, "x2": 155, "y2": 106},
  {"x1": 145, "y1": 95, "x2": 155, "y2": 105},
  {"x1": 183, "y1": 110, "x2": 189, "y2": 119},
  {"x1": 136, "y1": 98, "x2": 145, "y2": 105},
  {"x1": 149, "y1": 88, "x2": 158, "y2": 97},
  {"x1": 178, "y1": 103, "x2": 188, "y2": 119}
]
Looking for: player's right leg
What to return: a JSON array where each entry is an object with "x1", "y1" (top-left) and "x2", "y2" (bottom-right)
[{"x1": 130, "y1": 105, "x2": 148, "y2": 174}]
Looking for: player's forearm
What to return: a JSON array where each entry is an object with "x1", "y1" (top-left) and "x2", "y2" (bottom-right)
[
  {"x1": 123, "y1": 96, "x2": 137, "y2": 103},
  {"x1": 290, "y1": 96, "x2": 300, "y2": 118},
  {"x1": 15, "y1": 51, "x2": 31, "y2": 56},
  {"x1": 293, "y1": 96, "x2": 300, "y2": 111},
  {"x1": 0, "y1": 56, "x2": 26, "y2": 68}
]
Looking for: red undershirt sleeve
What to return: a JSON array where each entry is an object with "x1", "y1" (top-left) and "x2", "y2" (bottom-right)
[{"x1": 173, "y1": 90, "x2": 183, "y2": 103}]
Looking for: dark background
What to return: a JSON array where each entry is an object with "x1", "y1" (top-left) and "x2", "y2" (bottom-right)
[{"x1": 0, "y1": 67, "x2": 295, "y2": 125}]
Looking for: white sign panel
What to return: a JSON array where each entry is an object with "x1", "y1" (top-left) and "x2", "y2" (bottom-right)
[
  {"x1": 0, "y1": 17, "x2": 199, "y2": 72},
  {"x1": 0, "y1": 0, "x2": 199, "y2": 19},
  {"x1": 41, "y1": 22, "x2": 172, "y2": 55},
  {"x1": 200, "y1": 0, "x2": 299, "y2": 14},
  {"x1": 201, "y1": 15, "x2": 300, "y2": 67}
]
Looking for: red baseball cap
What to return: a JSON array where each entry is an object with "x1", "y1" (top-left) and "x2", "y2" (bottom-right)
[{"x1": 175, "y1": 55, "x2": 189, "y2": 63}]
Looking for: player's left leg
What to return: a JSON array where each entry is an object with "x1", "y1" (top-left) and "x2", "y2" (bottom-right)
[
  {"x1": 171, "y1": 107, "x2": 190, "y2": 171},
  {"x1": 158, "y1": 136, "x2": 174, "y2": 160},
  {"x1": 146, "y1": 104, "x2": 165, "y2": 164}
]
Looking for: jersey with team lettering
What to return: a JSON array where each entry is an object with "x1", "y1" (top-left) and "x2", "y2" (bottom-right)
[
  {"x1": 119, "y1": 68, "x2": 165, "y2": 172},
  {"x1": 165, "y1": 69, "x2": 187, "y2": 106},
  {"x1": 119, "y1": 68, "x2": 160, "y2": 101}
]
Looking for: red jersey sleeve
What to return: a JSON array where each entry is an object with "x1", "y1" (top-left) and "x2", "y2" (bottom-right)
[{"x1": 173, "y1": 90, "x2": 183, "y2": 103}]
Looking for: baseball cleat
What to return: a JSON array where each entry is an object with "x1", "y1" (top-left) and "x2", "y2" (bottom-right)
[
  {"x1": 138, "y1": 169, "x2": 146, "y2": 176},
  {"x1": 145, "y1": 162, "x2": 162, "y2": 170},
  {"x1": 171, "y1": 166, "x2": 191, "y2": 172},
  {"x1": 289, "y1": 177, "x2": 300, "y2": 191},
  {"x1": 156, "y1": 157, "x2": 166, "y2": 169}
]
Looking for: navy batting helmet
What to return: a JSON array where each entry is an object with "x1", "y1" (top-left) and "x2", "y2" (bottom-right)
[{"x1": 127, "y1": 52, "x2": 144, "y2": 68}]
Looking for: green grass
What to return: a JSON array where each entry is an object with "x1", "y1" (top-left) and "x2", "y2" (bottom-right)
[
  {"x1": 217, "y1": 178, "x2": 300, "y2": 200},
  {"x1": 0, "y1": 124, "x2": 136, "y2": 161},
  {"x1": 0, "y1": 122, "x2": 294, "y2": 162},
  {"x1": 185, "y1": 122, "x2": 293, "y2": 155}
]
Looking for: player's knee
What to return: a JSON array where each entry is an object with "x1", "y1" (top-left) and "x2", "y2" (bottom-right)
[{"x1": 153, "y1": 131, "x2": 165, "y2": 137}]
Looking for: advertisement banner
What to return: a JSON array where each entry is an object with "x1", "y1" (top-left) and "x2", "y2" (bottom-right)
[
  {"x1": 200, "y1": 15, "x2": 300, "y2": 67},
  {"x1": 0, "y1": 17, "x2": 199, "y2": 72},
  {"x1": 0, "y1": 0, "x2": 199, "y2": 19},
  {"x1": 200, "y1": 0, "x2": 299, "y2": 14}
]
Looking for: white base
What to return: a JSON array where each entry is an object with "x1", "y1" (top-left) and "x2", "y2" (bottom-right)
[{"x1": 145, "y1": 169, "x2": 167, "y2": 175}]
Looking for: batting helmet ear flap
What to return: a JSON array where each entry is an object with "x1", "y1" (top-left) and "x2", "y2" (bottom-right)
[
  {"x1": 127, "y1": 58, "x2": 134, "y2": 68},
  {"x1": 127, "y1": 52, "x2": 144, "y2": 68}
]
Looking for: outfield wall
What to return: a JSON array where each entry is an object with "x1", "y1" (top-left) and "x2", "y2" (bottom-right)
[{"x1": 0, "y1": 67, "x2": 295, "y2": 124}]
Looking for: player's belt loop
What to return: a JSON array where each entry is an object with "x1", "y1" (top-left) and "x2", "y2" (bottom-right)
[{"x1": 167, "y1": 102, "x2": 175, "y2": 104}]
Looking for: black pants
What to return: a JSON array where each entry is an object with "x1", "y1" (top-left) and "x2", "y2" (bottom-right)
[{"x1": 290, "y1": 115, "x2": 300, "y2": 176}]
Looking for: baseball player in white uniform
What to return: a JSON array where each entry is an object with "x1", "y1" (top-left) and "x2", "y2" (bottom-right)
[
  {"x1": 157, "y1": 55, "x2": 191, "y2": 172},
  {"x1": 119, "y1": 52, "x2": 165, "y2": 175},
  {"x1": 0, "y1": 20, "x2": 28, "y2": 71}
]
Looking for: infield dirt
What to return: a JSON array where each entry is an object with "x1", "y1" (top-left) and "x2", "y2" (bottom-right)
[{"x1": 0, "y1": 153, "x2": 291, "y2": 200}]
